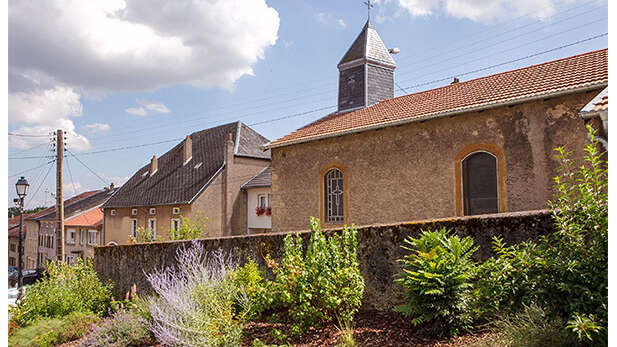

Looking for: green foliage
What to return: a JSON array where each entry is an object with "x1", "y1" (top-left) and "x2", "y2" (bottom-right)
[
  {"x1": 127, "y1": 226, "x2": 163, "y2": 243},
  {"x1": 232, "y1": 259, "x2": 267, "y2": 319},
  {"x1": 471, "y1": 125, "x2": 608, "y2": 344},
  {"x1": 487, "y1": 304, "x2": 572, "y2": 347},
  {"x1": 9, "y1": 311, "x2": 99, "y2": 347},
  {"x1": 79, "y1": 310, "x2": 155, "y2": 347},
  {"x1": 168, "y1": 213, "x2": 209, "y2": 240},
  {"x1": 394, "y1": 227, "x2": 477, "y2": 336},
  {"x1": 262, "y1": 217, "x2": 364, "y2": 336},
  {"x1": 336, "y1": 319, "x2": 356, "y2": 347},
  {"x1": 10, "y1": 258, "x2": 113, "y2": 327},
  {"x1": 566, "y1": 313, "x2": 604, "y2": 344}
]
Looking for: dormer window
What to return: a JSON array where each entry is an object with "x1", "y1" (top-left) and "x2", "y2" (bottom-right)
[{"x1": 149, "y1": 208, "x2": 156, "y2": 215}]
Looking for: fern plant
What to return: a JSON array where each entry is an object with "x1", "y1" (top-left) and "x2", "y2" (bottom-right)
[{"x1": 394, "y1": 227, "x2": 477, "y2": 336}]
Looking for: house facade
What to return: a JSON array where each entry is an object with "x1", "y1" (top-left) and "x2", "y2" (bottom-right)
[
  {"x1": 102, "y1": 122, "x2": 270, "y2": 244},
  {"x1": 241, "y1": 166, "x2": 272, "y2": 234},
  {"x1": 265, "y1": 20, "x2": 608, "y2": 232}
]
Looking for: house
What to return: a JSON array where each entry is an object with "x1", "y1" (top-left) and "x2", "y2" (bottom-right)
[
  {"x1": 265, "y1": 20, "x2": 608, "y2": 232},
  {"x1": 8, "y1": 215, "x2": 25, "y2": 268},
  {"x1": 579, "y1": 87, "x2": 608, "y2": 149},
  {"x1": 241, "y1": 165, "x2": 272, "y2": 234},
  {"x1": 102, "y1": 122, "x2": 270, "y2": 244},
  {"x1": 24, "y1": 187, "x2": 116, "y2": 267}
]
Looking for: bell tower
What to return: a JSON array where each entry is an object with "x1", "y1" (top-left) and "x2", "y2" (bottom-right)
[{"x1": 337, "y1": 19, "x2": 396, "y2": 113}]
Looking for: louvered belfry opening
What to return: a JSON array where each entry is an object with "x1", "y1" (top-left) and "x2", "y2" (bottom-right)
[{"x1": 462, "y1": 152, "x2": 499, "y2": 215}]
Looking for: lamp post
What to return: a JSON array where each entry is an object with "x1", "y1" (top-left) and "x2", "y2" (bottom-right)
[{"x1": 15, "y1": 176, "x2": 29, "y2": 296}]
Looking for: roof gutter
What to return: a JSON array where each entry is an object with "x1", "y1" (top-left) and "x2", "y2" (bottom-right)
[{"x1": 265, "y1": 81, "x2": 607, "y2": 150}]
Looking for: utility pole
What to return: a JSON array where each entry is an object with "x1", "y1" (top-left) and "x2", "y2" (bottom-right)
[{"x1": 55, "y1": 129, "x2": 65, "y2": 262}]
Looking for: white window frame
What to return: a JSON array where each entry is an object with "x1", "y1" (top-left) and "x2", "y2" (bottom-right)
[
  {"x1": 171, "y1": 218, "x2": 181, "y2": 232},
  {"x1": 79, "y1": 230, "x2": 85, "y2": 245},
  {"x1": 130, "y1": 219, "x2": 138, "y2": 238},
  {"x1": 148, "y1": 218, "x2": 157, "y2": 238},
  {"x1": 131, "y1": 209, "x2": 138, "y2": 216},
  {"x1": 110, "y1": 209, "x2": 116, "y2": 216},
  {"x1": 172, "y1": 207, "x2": 180, "y2": 215},
  {"x1": 67, "y1": 228, "x2": 76, "y2": 244},
  {"x1": 88, "y1": 230, "x2": 97, "y2": 245},
  {"x1": 258, "y1": 195, "x2": 267, "y2": 209},
  {"x1": 149, "y1": 208, "x2": 156, "y2": 215},
  {"x1": 267, "y1": 194, "x2": 272, "y2": 208}
]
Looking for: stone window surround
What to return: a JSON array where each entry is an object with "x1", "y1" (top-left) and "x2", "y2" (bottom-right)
[
  {"x1": 454, "y1": 142, "x2": 507, "y2": 217},
  {"x1": 319, "y1": 163, "x2": 349, "y2": 227}
]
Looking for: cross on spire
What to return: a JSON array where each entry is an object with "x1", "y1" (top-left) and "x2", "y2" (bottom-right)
[{"x1": 363, "y1": 0, "x2": 373, "y2": 21}]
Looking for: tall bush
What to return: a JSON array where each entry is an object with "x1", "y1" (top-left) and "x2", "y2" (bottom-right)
[
  {"x1": 145, "y1": 241, "x2": 250, "y2": 346},
  {"x1": 394, "y1": 228, "x2": 477, "y2": 336},
  {"x1": 263, "y1": 217, "x2": 364, "y2": 336},
  {"x1": 9, "y1": 258, "x2": 113, "y2": 327}
]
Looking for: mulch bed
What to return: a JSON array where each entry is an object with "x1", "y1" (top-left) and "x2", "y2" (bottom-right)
[{"x1": 242, "y1": 311, "x2": 497, "y2": 346}]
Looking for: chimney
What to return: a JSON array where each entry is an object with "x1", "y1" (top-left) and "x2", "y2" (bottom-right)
[
  {"x1": 183, "y1": 135, "x2": 192, "y2": 165},
  {"x1": 110, "y1": 182, "x2": 114, "y2": 190},
  {"x1": 451, "y1": 77, "x2": 460, "y2": 84},
  {"x1": 150, "y1": 155, "x2": 158, "y2": 176}
]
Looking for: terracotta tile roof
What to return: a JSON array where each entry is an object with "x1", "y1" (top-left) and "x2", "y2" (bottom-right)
[
  {"x1": 241, "y1": 166, "x2": 271, "y2": 189},
  {"x1": 269, "y1": 49, "x2": 608, "y2": 148},
  {"x1": 580, "y1": 86, "x2": 608, "y2": 117},
  {"x1": 32, "y1": 189, "x2": 116, "y2": 221},
  {"x1": 103, "y1": 122, "x2": 270, "y2": 208},
  {"x1": 64, "y1": 208, "x2": 103, "y2": 227},
  {"x1": 593, "y1": 95, "x2": 608, "y2": 111}
]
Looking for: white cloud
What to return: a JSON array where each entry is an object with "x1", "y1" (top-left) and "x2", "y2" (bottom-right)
[
  {"x1": 8, "y1": 86, "x2": 90, "y2": 151},
  {"x1": 64, "y1": 182, "x2": 82, "y2": 194},
  {"x1": 145, "y1": 102, "x2": 170, "y2": 114},
  {"x1": 85, "y1": 123, "x2": 111, "y2": 133},
  {"x1": 9, "y1": 0, "x2": 280, "y2": 93},
  {"x1": 396, "y1": 0, "x2": 575, "y2": 22},
  {"x1": 283, "y1": 40, "x2": 294, "y2": 48},
  {"x1": 337, "y1": 19, "x2": 347, "y2": 28},
  {"x1": 125, "y1": 107, "x2": 148, "y2": 116},
  {"x1": 315, "y1": 12, "x2": 346, "y2": 29}
]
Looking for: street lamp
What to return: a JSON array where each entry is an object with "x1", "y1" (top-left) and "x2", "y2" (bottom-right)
[{"x1": 15, "y1": 176, "x2": 28, "y2": 296}]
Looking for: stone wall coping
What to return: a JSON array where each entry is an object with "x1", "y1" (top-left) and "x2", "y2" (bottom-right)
[{"x1": 95, "y1": 209, "x2": 552, "y2": 250}]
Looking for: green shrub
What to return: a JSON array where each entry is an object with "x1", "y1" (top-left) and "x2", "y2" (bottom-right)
[
  {"x1": 127, "y1": 226, "x2": 163, "y2": 243},
  {"x1": 394, "y1": 227, "x2": 477, "y2": 336},
  {"x1": 10, "y1": 258, "x2": 113, "y2": 327},
  {"x1": 79, "y1": 310, "x2": 155, "y2": 347},
  {"x1": 471, "y1": 125, "x2": 608, "y2": 344},
  {"x1": 262, "y1": 217, "x2": 364, "y2": 336},
  {"x1": 168, "y1": 213, "x2": 209, "y2": 240},
  {"x1": 232, "y1": 258, "x2": 267, "y2": 319},
  {"x1": 9, "y1": 311, "x2": 99, "y2": 347}
]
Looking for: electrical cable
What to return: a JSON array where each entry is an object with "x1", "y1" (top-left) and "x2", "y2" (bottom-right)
[{"x1": 65, "y1": 149, "x2": 109, "y2": 186}]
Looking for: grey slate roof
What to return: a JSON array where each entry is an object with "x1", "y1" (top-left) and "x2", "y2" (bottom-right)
[
  {"x1": 103, "y1": 122, "x2": 270, "y2": 208},
  {"x1": 241, "y1": 166, "x2": 271, "y2": 189},
  {"x1": 338, "y1": 20, "x2": 396, "y2": 68}
]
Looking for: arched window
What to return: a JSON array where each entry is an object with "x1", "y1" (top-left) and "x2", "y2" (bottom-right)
[
  {"x1": 462, "y1": 152, "x2": 498, "y2": 215},
  {"x1": 324, "y1": 168, "x2": 345, "y2": 223}
]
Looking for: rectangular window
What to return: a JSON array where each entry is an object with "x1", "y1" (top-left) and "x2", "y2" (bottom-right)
[
  {"x1": 79, "y1": 230, "x2": 84, "y2": 245},
  {"x1": 149, "y1": 219, "x2": 157, "y2": 237},
  {"x1": 88, "y1": 230, "x2": 97, "y2": 245},
  {"x1": 258, "y1": 195, "x2": 266, "y2": 209},
  {"x1": 67, "y1": 229, "x2": 76, "y2": 244},
  {"x1": 10, "y1": 244, "x2": 16, "y2": 252},
  {"x1": 132, "y1": 208, "x2": 138, "y2": 216},
  {"x1": 172, "y1": 207, "x2": 180, "y2": 214},
  {"x1": 171, "y1": 218, "x2": 180, "y2": 231},
  {"x1": 130, "y1": 219, "x2": 138, "y2": 238},
  {"x1": 149, "y1": 208, "x2": 156, "y2": 215},
  {"x1": 9, "y1": 257, "x2": 15, "y2": 266},
  {"x1": 267, "y1": 194, "x2": 272, "y2": 208},
  {"x1": 110, "y1": 209, "x2": 116, "y2": 216}
]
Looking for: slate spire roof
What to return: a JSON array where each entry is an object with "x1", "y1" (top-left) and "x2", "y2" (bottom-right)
[
  {"x1": 103, "y1": 122, "x2": 270, "y2": 208},
  {"x1": 338, "y1": 20, "x2": 396, "y2": 69}
]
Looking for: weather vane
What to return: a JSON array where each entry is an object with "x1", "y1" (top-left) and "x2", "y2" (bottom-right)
[{"x1": 363, "y1": 0, "x2": 373, "y2": 21}]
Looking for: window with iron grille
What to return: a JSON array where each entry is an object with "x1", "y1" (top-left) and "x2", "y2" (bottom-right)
[
  {"x1": 462, "y1": 152, "x2": 498, "y2": 216},
  {"x1": 324, "y1": 168, "x2": 344, "y2": 223}
]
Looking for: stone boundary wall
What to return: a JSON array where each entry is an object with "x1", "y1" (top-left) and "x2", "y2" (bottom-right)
[{"x1": 94, "y1": 210, "x2": 554, "y2": 311}]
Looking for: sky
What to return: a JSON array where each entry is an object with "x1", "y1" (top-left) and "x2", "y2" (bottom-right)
[{"x1": 7, "y1": 0, "x2": 609, "y2": 209}]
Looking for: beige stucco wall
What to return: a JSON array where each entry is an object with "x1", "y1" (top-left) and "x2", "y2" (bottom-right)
[
  {"x1": 271, "y1": 90, "x2": 598, "y2": 232},
  {"x1": 23, "y1": 220, "x2": 40, "y2": 269},
  {"x1": 246, "y1": 187, "x2": 272, "y2": 232},
  {"x1": 65, "y1": 226, "x2": 102, "y2": 259},
  {"x1": 104, "y1": 204, "x2": 190, "y2": 245},
  {"x1": 8, "y1": 236, "x2": 18, "y2": 268}
]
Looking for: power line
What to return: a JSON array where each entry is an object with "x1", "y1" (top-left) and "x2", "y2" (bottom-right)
[
  {"x1": 71, "y1": 138, "x2": 184, "y2": 156},
  {"x1": 9, "y1": 155, "x2": 55, "y2": 160},
  {"x1": 8, "y1": 132, "x2": 49, "y2": 138},
  {"x1": 9, "y1": 160, "x2": 54, "y2": 178},
  {"x1": 25, "y1": 162, "x2": 53, "y2": 209},
  {"x1": 66, "y1": 149, "x2": 109, "y2": 186},
  {"x1": 248, "y1": 105, "x2": 337, "y2": 126}
]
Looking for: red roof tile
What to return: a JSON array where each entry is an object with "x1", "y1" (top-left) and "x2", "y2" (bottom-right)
[
  {"x1": 269, "y1": 49, "x2": 608, "y2": 148},
  {"x1": 64, "y1": 208, "x2": 103, "y2": 227},
  {"x1": 593, "y1": 95, "x2": 608, "y2": 112}
]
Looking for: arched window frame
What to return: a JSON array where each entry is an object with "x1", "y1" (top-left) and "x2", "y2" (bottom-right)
[
  {"x1": 454, "y1": 143, "x2": 507, "y2": 216},
  {"x1": 320, "y1": 163, "x2": 349, "y2": 226}
]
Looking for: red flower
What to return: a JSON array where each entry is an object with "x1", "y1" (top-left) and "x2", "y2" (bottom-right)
[
  {"x1": 255, "y1": 206, "x2": 265, "y2": 216},
  {"x1": 265, "y1": 207, "x2": 271, "y2": 216}
]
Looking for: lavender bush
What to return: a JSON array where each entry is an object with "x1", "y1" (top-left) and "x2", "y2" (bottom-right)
[{"x1": 145, "y1": 240, "x2": 251, "y2": 346}]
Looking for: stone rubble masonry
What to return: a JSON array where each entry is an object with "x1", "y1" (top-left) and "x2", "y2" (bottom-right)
[{"x1": 94, "y1": 209, "x2": 554, "y2": 311}]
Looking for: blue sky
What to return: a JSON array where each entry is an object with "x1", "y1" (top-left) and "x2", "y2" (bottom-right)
[{"x1": 7, "y1": 0, "x2": 608, "y2": 209}]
